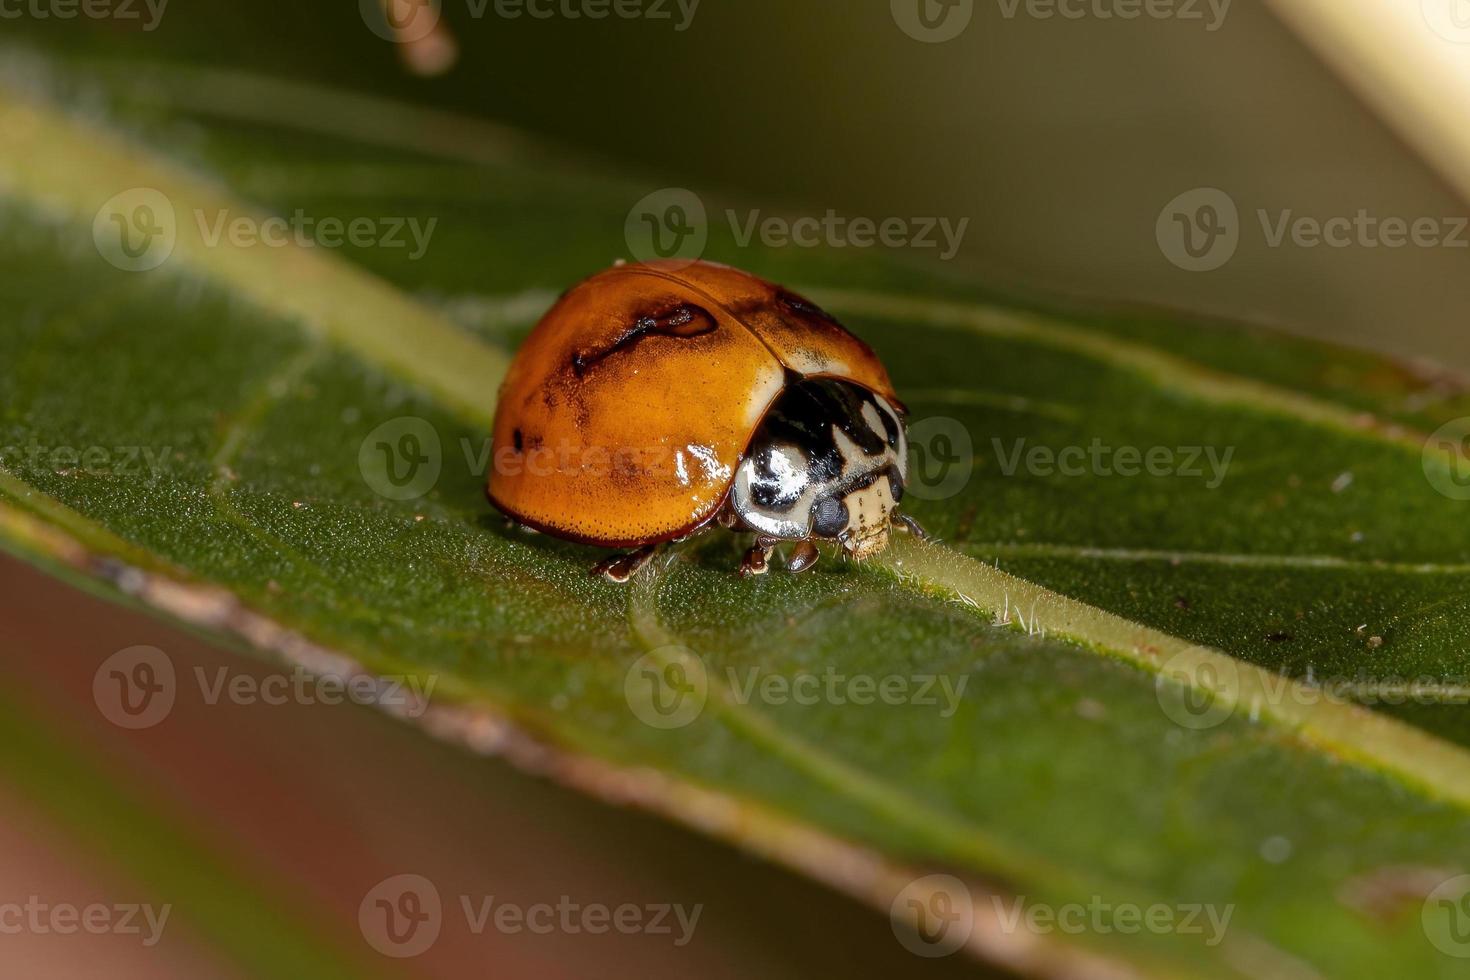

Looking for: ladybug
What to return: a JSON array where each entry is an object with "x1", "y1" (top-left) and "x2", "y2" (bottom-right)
[{"x1": 487, "y1": 259, "x2": 927, "y2": 581}]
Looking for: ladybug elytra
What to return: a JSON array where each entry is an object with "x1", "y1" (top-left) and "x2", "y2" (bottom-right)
[{"x1": 487, "y1": 260, "x2": 926, "y2": 581}]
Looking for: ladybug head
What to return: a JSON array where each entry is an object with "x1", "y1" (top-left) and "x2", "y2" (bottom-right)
[
  {"x1": 731, "y1": 378, "x2": 909, "y2": 556},
  {"x1": 819, "y1": 471, "x2": 902, "y2": 560}
]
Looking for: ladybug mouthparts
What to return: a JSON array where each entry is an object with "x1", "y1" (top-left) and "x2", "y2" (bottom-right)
[{"x1": 835, "y1": 473, "x2": 898, "y2": 560}]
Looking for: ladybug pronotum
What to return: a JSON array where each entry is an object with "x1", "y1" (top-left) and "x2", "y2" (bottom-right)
[{"x1": 487, "y1": 259, "x2": 926, "y2": 581}]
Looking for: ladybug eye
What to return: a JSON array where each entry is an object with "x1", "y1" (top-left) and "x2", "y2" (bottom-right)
[
  {"x1": 888, "y1": 472, "x2": 904, "y2": 503},
  {"x1": 811, "y1": 496, "x2": 848, "y2": 538}
]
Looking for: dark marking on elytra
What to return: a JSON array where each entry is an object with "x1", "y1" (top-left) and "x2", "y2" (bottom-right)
[
  {"x1": 512, "y1": 428, "x2": 524, "y2": 453},
  {"x1": 570, "y1": 302, "x2": 717, "y2": 377},
  {"x1": 775, "y1": 288, "x2": 839, "y2": 325}
]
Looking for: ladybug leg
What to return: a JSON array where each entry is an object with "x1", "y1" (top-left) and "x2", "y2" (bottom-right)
[
  {"x1": 787, "y1": 538, "x2": 820, "y2": 573},
  {"x1": 591, "y1": 544, "x2": 660, "y2": 583},
  {"x1": 738, "y1": 535, "x2": 779, "y2": 578},
  {"x1": 894, "y1": 512, "x2": 930, "y2": 541}
]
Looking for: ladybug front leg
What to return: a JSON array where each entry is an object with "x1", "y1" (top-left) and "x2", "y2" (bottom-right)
[
  {"x1": 787, "y1": 539, "x2": 820, "y2": 573},
  {"x1": 591, "y1": 544, "x2": 660, "y2": 583},
  {"x1": 738, "y1": 535, "x2": 779, "y2": 577}
]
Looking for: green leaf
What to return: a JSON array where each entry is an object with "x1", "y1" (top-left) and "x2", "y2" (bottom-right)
[{"x1": 4, "y1": 56, "x2": 1470, "y2": 979}]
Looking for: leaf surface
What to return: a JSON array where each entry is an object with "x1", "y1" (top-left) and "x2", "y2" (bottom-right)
[{"x1": 3, "y1": 57, "x2": 1470, "y2": 979}]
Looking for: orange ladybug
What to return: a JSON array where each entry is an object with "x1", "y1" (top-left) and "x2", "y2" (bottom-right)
[{"x1": 487, "y1": 260, "x2": 927, "y2": 581}]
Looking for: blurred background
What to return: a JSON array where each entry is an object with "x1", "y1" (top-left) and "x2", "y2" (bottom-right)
[{"x1": 3, "y1": 0, "x2": 1468, "y2": 976}]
